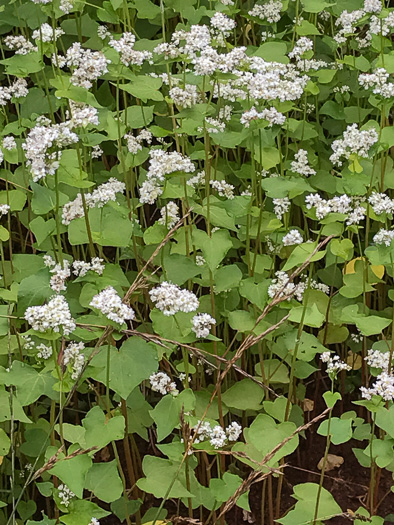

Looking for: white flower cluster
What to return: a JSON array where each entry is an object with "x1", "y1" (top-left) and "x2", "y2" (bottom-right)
[
  {"x1": 364, "y1": 0, "x2": 382, "y2": 13},
  {"x1": 361, "y1": 349, "x2": 394, "y2": 400},
  {"x1": 334, "y1": 9, "x2": 365, "y2": 45},
  {"x1": 202, "y1": 105, "x2": 233, "y2": 134},
  {"x1": 291, "y1": 149, "x2": 316, "y2": 176},
  {"x1": 192, "y1": 313, "x2": 216, "y2": 338},
  {"x1": 62, "y1": 178, "x2": 125, "y2": 225},
  {"x1": 268, "y1": 271, "x2": 304, "y2": 302},
  {"x1": 359, "y1": 68, "x2": 394, "y2": 99},
  {"x1": 72, "y1": 258, "x2": 105, "y2": 277},
  {"x1": 149, "y1": 281, "x2": 199, "y2": 316},
  {"x1": 4, "y1": 35, "x2": 37, "y2": 55},
  {"x1": 373, "y1": 228, "x2": 394, "y2": 247},
  {"x1": 109, "y1": 32, "x2": 152, "y2": 66},
  {"x1": 149, "y1": 371, "x2": 178, "y2": 396},
  {"x1": 283, "y1": 230, "x2": 303, "y2": 246},
  {"x1": 249, "y1": 1, "x2": 283, "y2": 23},
  {"x1": 32, "y1": 23, "x2": 64, "y2": 42},
  {"x1": 320, "y1": 352, "x2": 351, "y2": 376},
  {"x1": 288, "y1": 37, "x2": 313, "y2": 59},
  {"x1": 58, "y1": 43, "x2": 110, "y2": 89},
  {"x1": 36, "y1": 343, "x2": 53, "y2": 360},
  {"x1": 273, "y1": 197, "x2": 290, "y2": 220},
  {"x1": 140, "y1": 149, "x2": 195, "y2": 204},
  {"x1": 193, "y1": 421, "x2": 242, "y2": 449},
  {"x1": 368, "y1": 192, "x2": 394, "y2": 215},
  {"x1": 305, "y1": 193, "x2": 352, "y2": 220},
  {"x1": 124, "y1": 129, "x2": 152, "y2": 154},
  {"x1": 23, "y1": 118, "x2": 79, "y2": 182},
  {"x1": 91, "y1": 145, "x2": 103, "y2": 159},
  {"x1": 44, "y1": 256, "x2": 71, "y2": 293},
  {"x1": 63, "y1": 341, "x2": 85, "y2": 380},
  {"x1": 68, "y1": 102, "x2": 99, "y2": 128},
  {"x1": 240, "y1": 106, "x2": 286, "y2": 128},
  {"x1": 158, "y1": 201, "x2": 179, "y2": 229},
  {"x1": 187, "y1": 170, "x2": 205, "y2": 188},
  {"x1": 25, "y1": 295, "x2": 76, "y2": 335},
  {"x1": 0, "y1": 204, "x2": 10, "y2": 216},
  {"x1": 370, "y1": 12, "x2": 394, "y2": 37},
  {"x1": 169, "y1": 84, "x2": 201, "y2": 108},
  {"x1": 89, "y1": 519, "x2": 100, "y2": 525},
  {"x1": 361, "y1": 372, "x2": 394, "y2": 401},
  {"x1": 60, "y1": 0, "x2": 74, "y2": 13},
  {"x1": 211, "y1": 12, "x2": 236, "y2": 36},
  {"x1": 329, "y1": 124, "x2": 378, "y2": 166},
  {"x1": 365, "y1": 349, "x2": 390, "y2": 371},
  {"x1": 2, "y1": 136, "x2": 17, "y2": 151},
  {"x1": 21, "y1": 335, "x2": 35, "y2": 350},
  {"x1": 90, "y1": 286, "x2": 135, "y2": 325},
  {"x1": 0, "y1": 78, "x2": 28, "y2": 106},
  {"x1": 58, "y1": 484, "x2": 75, "y2": 507},
  {"x1": 210, "y1": 179, "x2": 235, "y2": 199}
]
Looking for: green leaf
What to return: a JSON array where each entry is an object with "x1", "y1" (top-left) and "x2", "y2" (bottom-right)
[
  {"x1": 17, "y1": 501, "x2": 37, "y2": 521},
  {"x1": 192, "y1": 229, "x2": 232, "y2": 272},
  {"x1": 323, "y1": 391, "x2": 341, "y2": 408},
  {"x1": 0, "y1": 226, "x2": 9, "y2": 242},
  {"x1": 0, "y1": 361, "x2": 56, "y2": 406},
  {"x1": 31, "y1": 182, "x2": 69, "y2": 215},
  {"x1": 68, "y1": 206, "x2": 133, "y2": 247},
  {"x1": 375, "y1": 405, "x2": 394, "y2": 438},
  {"x1": 0, "y1": 428, "x2": 10, "y2": 455},
  {"x1": 330, "y1": 238, "x2": 354, "y2": 260},
  {"x1": 0, "y1": 52, "x2": 43, "y2": 75},
  {"x1": 288, "y1": 304, "x2": 325, "y2": 328},
  {"x1": 118, "y1": 76, "x2": 163, "y2": 102},
  {"x1": 254, "y1": 42, "x2": 289, "y2": 64},
  {"x1": 282, "y1": 242, "x2": 325, "y2": 271},
  {"x1": 228, "y1": 310, "x2": 255, "y2": 332},
  {"x1": 29, "y1": 217, "x2": 56, "y2": 247},
  {"x1": 124, "y1": 105, "x2": 154, "y2": 128},
  {"x1": 163, "y1": 254, "x2": 201, "y2": 285},
  {"x1": 150, "y1": 389, "x2": 195, "y2": 442},
  {"x1": 256, "y1": 360, "x2": 289, "y2": 384},
  {"x1": 277, "y1": 483, "x2": 341, "y2": 525},
  {"x1": 137, "y1": 456, "x2": 194, "y2": 498},
  {"x1": 355, "y1": 316, "x2": 391, "y2": 336},
  {"x1": 0, "y1": 190, "x2": 26, "y2": 211},
  {"x1": 320, "y1": 101, "x2": 346, "y2": 120},
  {"x1": 133, "y1": 0, "x2": 161, "y2": 18},
  {"x1": 296, "y1": 20, "x2": 321, "y2": 35},
  {"x1": 222, "y1": 379, "x2": 264, "y2": 411},
  {"x1": 85, "y1": 460, "x2": 123, "y2": 503},
  {"x1": 301, "y1": 0, "x2": 335, "y2": 12},
  {"x1": 83, "y1": 406, "x2": 125, "y2": 449},
  {"x1": 17, "y1": 268, "x2": 51, "y2": 316},
  {"x1": 214, "y1": 264, "x2": 242, "y2": 293},
  {"x1": 239, "y1": 279, "x2": 269, "y2": 310},
  {"x1": 90, "y1": 338, "x2": 158, "y2": 399},
  {"x1": 150, "y1": 394, "x2": 180, "y2": 442},
  {"x1": 233, "y1": 414, "x2": 298, "y2": 468},
  {"x1": 50, "y1": 453, "x2": 92, "y2": 499},
  {"x1": 317, "y1": 417, "x2": 352, "y2": 445},
  {"x1": 59, "y1": 500, "x2": 110, "y2": 525}
]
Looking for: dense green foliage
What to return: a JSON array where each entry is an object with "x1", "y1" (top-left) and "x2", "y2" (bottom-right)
[{"x1": 0, "y1": 0, "x2": 394, "y2": 524}]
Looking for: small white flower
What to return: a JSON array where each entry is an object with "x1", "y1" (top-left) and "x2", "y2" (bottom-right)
[
  {"x1": 192, "y1": 313, "x2": 216, "y2": 338},
  {"x1": 90, "y1": 287, "x2": 135, "y2": 325},
  {"x1": 149, "y1": 281, "x2": 199, "y2": 316},
  {"x1": 283, "y1": 230, "x2": 303, "y2": 246}
]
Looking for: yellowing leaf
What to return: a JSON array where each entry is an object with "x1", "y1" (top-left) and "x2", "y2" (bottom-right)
[
  {"x1": 347, "y1": 351, "x2": 362, "y2": 370},
  {"x1": 344, "y1": 257, "x2": 384, "y2": 280}
]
